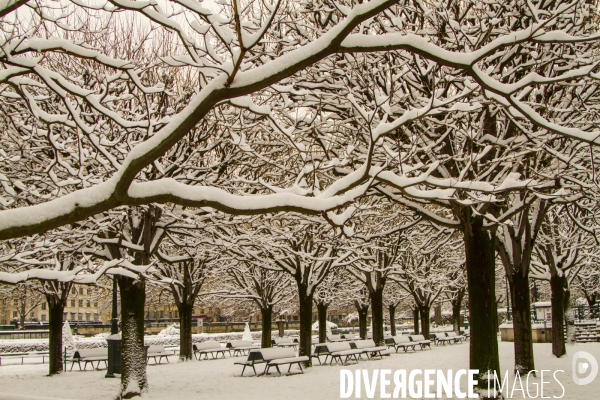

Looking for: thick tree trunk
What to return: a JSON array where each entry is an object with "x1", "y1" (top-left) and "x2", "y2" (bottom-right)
[
  {"x1": 509, "y1": 273, "x2": 535, "y2": 373},
  {"x1": 419, "y1": 306, "x2": 431, "y2": 339},
  {"x1": 452, "y1": 298, "x2": 462, "y2": 334},
  {"x1": 47, "y1": 296, "x2": 65, "y2": 375},
  {"x1": 261, "y1": 306, "x2": 273, "y2": 348},
  {"x1": 297, "y1": 284, "x2": 313, "y2": 366},
  {"x1": 389, "y1": 304, "x2": 397, "y2": 337},
  {"x1": 178, "y1": 302, "x2": 193, "y2": 361},
  {"x1": 371, "y1": 288, "x2": 385, "y2": 345},
  {"x1": 550, "y1": 273, "x2": 567, "y2": 357},
  {"x1": 356, "y1": 303, "x2": 369, "y2": 339},
  {"x1": 464, "y1": 222, "x2": 501, "y2": 389},
  {"x1": 316, "y1": 303, "x2": 328, "y2": 344},
  {"x1": 413, "y1": 308, "x2": 420, "y2": 334},
  {"x1": 564, "y1": 288, "x2": 576, "y2": 344},
  {"x1": 118, "y1": 276, "x2": 147, "y2": 398}
]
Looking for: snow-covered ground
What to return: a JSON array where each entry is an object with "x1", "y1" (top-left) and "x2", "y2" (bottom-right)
[{"x1": 0, "y1": 342, "x2": 598, "y2": 399}]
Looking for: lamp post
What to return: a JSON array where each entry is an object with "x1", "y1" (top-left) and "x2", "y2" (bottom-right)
[
  {"x1": 105, "y1": 275, "x2": 121, "y2": 378},
  {"x1": 505, "y1": 277, "x2": 511, "y2": 321}
]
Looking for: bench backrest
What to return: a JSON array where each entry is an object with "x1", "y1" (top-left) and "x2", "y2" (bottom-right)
[
  {"x1": 327, "y1": 334, "x2": 341, "y2": 341},
  {"x1": 409, "y1": 335, "x2": 425, "y2": 342},
  {"x1": 260, "y1": 347, "x2": 295, "y2": 361},
  {"x1": 353, "y1": 339, "x2": 377, "y2": 349},
  {"x1": 327, "y1": 342, "x2": 351, "y2": 352},
  {"x1": 73, "y1": 348, "x2": 107, "y2": 359},
  {"x1": 147, "y1": 345, "x2": 166, "y2": 354},
  {"x1": 274, "y1": 337, "x2": 293, "y2": 345},
  {"x1": 246, "y1": 349, "x2": 264, "y2": 362},
  {"x1": 228, "y1": 340, "x2": 254, "y2": 348},
  {"x1": 342, "y1": 333, "x2": 356, "y2": 340},
  {"x1": 393, "y1": 335, "x2": 411, "y2": 344},
  {"x1": 194, "y1": 341, "x2": 222, "y2": 351},
  {"x1": 446, "y1": 332, "x2": 457, "y2": 338},
  {"x1": 313, "y1": 344, "x2": 329, "y2": 354}
]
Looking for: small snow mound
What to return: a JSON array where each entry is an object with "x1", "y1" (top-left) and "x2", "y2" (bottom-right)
[
  {"x1": 158, "y1": 323, "x2": 180, "y2": 337},
  {"x1": 311, "y1": 320, "x2": 338, "y2": 330}
]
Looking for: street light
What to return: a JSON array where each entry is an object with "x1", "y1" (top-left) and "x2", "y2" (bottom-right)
[{"x1": 505, "y1": 277, "x2": 511, "y2": 321}]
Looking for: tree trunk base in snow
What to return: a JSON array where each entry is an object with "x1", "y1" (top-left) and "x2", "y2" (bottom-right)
[{"x1": 118, "y1": 276, "x2": 148, "y2": 397}]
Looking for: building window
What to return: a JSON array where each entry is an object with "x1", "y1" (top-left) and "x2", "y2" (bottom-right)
[
  {"x1": 41, "y1": 314, "x2": 46, "y2": 322},
  {"x1": 63, "y1": 312, "x2": 67, "y2": 320},
  {"x1": 79, "y1": 288, "x2": 83, "y2": 295},
  {"x1": 78, "y1": 300, "x2": 83, "y2": 307},
  {"x1": 71, "y1": 288, "x2": 76, "y2": 295},
  {"x1": 12, "y1": 311, "x2": 17, "y2": 318},
  {"x1": 78, "y1": 313, "x2": 83, "y2": 321},
  {"x1": 87, "y1": 289, "x2": 92, "y2": 295},
  {"x1": 86, "y1": 300, "x2": 91, "y2": 308},
  {"x1": 94, "y1": 313, "x2": 99, "y2": 321},
  {"x1": 86, "y1": 313, "x2": 91, "y2": 321},
  {"x1": 41, "y1": 303, "x2": 47, "y2": 310},
  {"x1": 70, "y1": 312, "x2": 76, "y2": 320},
  {"x1": 160, "y1": 310, "x2": 164, "y2": 319},
  {"x1": 71, "y1": 300, "x2": 75, "y2": 307},
  {"x1": 94, "y1": 302, "x2": 98, "y2": 308}
]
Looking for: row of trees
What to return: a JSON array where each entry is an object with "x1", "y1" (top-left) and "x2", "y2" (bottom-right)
[{"x1": 2, "y1": 0, "x2": 600, "y2": 398}]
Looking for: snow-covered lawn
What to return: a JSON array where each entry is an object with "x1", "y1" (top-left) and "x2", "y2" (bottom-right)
[{"x1": 0, "y1": 342, "x2": 598, "y2": 399}]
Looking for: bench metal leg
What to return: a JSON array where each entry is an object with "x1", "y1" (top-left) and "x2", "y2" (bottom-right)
[
  {"x1": 275, "y1": 365, "x2": 281, "y2": 376},
  {"x1": 252, "y1": 364, "x2": 257, "y2": 376},
  {"x1": 240, "y1": 365, "x2": 246, "y2": 376},
  {"x1": 298, "y1": 362, "x2": 304, "y2": 374}
]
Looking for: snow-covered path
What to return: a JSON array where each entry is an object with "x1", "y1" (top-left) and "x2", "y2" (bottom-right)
[{"x1": 0, "y1": 342, "x2": 598, "y2": 399}]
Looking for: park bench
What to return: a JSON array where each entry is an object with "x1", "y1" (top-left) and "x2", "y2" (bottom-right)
[
  {"x1": 351, "y1": 339, "x2": 389, "y2": 360},
  {"x1": 445, "y1": 332, "x2": 466, "y2": 343},
  {"x1": 408, "y1": 334, "x2": 432, "y2": 350},
  {"x1": 312, "y1": 343, "x2": 331, "y2": 365},
  {"x1": 235, "y1": 349, "x2": 266, "y2": 376},
  {"x1": 0, "y1": 351, "x2": 50, "y2": 367},
  {"x1": 326, "y1": 333, "x2": 344, "y2": 342},
  {"x1": 341, "y1": 333, "x2": 357, "y2": 340},
  {"x1": 430, "y1": 333, "x2": 454, "y2": 346},
  {"x1": 261, "y1": 347, "x2": 309, "y2": 376},
  {"x1": 193, "y1": 341, "x2": 228, "y2": 360},
  {"x1": 272, "y1": 337, "x2": 298, "y2": 349},
  {"x1": 146, "y1": 345, "x2": 173, "y2": 364},
  {"x1": 385, "y1": 336, "x2": 418, "y2": 352},
  {"x1": 227, "y1": 340, "x2": 260, "y2": 356},
  {"x1": 327, "y1": 342, "x2": 365, "y2": 365},
  {"x1": 70, "y1": 348, "x2": 108, "y2": 371}
]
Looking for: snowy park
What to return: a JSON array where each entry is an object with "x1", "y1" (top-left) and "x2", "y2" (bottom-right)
[{"x1": 2, "y1": 0, "x2": 600, "y2": 399}]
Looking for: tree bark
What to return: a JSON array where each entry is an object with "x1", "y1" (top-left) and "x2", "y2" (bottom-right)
[
  {"x1": 316, "y1": 302, "x2": 328, "y2": 344},
  {"x1": 550, "y1": 273, "x2": 567, "y2": 357},
  {"x1": 371, "y1": 288, "x2": 385, "y2": 345},
  {"x1": 389, "y1": 304, "x2": 397, "y2": 337},
  {"x1": 564, "y1": 287, "x2": 576, "y2": 344},
  {"x1": 118, "y1": 276, "x2": 147, "y2": 398},
  {"x1": 413, "y1": 308, "x2": 420, "y2": 334},
  {"x1": 464, "y1": 221, "x2": 501, "y2": 388},
  {"x1": 177, "y1": 302, "x2": 193, "y2": 361},
  {"x1": 297, "y1": 283, "x2": 313, "y2": 366},
  {"x1": 451, "y1": 293, "x2": 463, "y2": 334},
  {"x1": 261, "y1": 306, "x2": 273, "y2": 348},
  {"x1": 46, "y1": 296, "x2": 65, "y2": 375},
  {"x1": 509, "y1": 272, "x2": 535, "y2": 373},
  {"x1": 419, "y1": 306, "x2": 431, "y2": 339},
  {"x1": 356, "y1": 302, "x2": 369, "y2": 340}
]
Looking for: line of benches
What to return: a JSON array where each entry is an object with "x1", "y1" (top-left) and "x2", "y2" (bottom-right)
[{"x1": 313, "y1": 339, "x2": 389, "y2": 366}]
